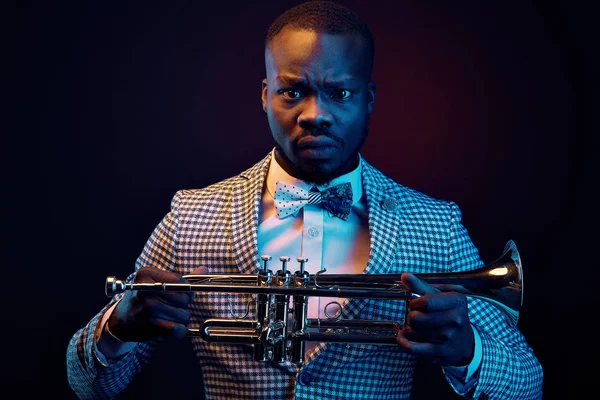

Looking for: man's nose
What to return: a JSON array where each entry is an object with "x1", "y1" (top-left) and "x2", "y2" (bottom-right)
[{"x1": 298, "y1": 95, "x2": 333, "y2": 129}]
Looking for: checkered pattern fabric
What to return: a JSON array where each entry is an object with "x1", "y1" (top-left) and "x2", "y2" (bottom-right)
[{"x1": 66, "y1": 151, "x2": 543, "y2": 399}]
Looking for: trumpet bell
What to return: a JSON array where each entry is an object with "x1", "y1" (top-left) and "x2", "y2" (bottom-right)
[{"x1": 436, "y1": 239, "x2": 523, "y2": 327}]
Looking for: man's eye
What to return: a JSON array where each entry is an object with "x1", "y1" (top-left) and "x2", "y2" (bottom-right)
[
  {"x1": 282, "y1": 89, "x2": 303, "y2": 99},
  {"x1": 331, "y1": 89, "x2": 352, "y2": 100}
]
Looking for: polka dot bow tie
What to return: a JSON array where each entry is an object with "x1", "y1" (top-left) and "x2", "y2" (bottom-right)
[{"x1": 273, "y1": 181, "x2": 353, "y2": 221}]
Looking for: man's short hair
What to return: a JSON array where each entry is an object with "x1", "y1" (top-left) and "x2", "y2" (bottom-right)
[{"x1": 265, "y1": 1, "x2": 374, "y2": 68}]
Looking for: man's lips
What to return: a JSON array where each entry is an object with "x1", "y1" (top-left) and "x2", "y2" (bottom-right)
[
  {"x1": 296, "y1": 137, "x2": 339, "y2": 159},
  {"x1": 297, "y1": 136, "x2": 339, "y2": 149}
]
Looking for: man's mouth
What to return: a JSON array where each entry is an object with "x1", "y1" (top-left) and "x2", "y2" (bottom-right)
[
  {"x1": 298, "y1": 146, "x2": 338, "y2": 159},
  {"x1": 297, "y1": 136, "x2": 339, "y2": 150}
]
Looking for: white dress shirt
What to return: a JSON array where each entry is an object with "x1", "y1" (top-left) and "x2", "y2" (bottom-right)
[{"x1": 258, "y1": 150, "x2": 370, "y2": 356}]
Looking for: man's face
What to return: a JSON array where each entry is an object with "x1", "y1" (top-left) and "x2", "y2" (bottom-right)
[{"x1": 262, "y1": 28, "x2": 376, "y2": 184}]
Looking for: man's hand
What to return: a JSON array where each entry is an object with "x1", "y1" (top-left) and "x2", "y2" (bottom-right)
[
  {"x1": 396, "y1": 272, "x2": 475, "y2": 367},
  {"x1": 108, "y1": 266, "x2": 207, "y2": 342}
]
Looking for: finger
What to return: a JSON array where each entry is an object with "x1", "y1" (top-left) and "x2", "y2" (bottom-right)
[
  {"x1": 171, "y1": 323, "x2": 188, "y2": 339},
  {"x1": 153, "y1": 291, "x2": 194, "y2": 308},
  {"x1": 402, "y1": 325, "x2": 436, "y2": 343},
  {"x1": 149, "y1": 318, "x2": 189, "y2": 339},
  {"x1": 133, "y1": 281, "x2": 194, "y2": 307},
  {"x1": 407, "y1": 292, "x2": 467, "y2": 313},
  {"x1": 401, "y1": 273, "x2": 440, "y2": 296},
  {"x1": 148, "y1": 300, "x2": 191, "y2": 326},
  {"x1": 397, "y1": 331, "x2": 438, "y2": 358},
  {"x1": 406, "y1": 308, "x2": 456, "y2": 330},
  {"x1": 396, "y1": 333, "x2": 452, "y2": 365},
  {"x1": 402, "y1": 321, "x2": 454, "y2": 343},
  {"x1": 143, "y1": 288, "x2": 193, "y2": 304},
  {"x1": 135, "y1": 267, "x2": 187, "y2": 284}
]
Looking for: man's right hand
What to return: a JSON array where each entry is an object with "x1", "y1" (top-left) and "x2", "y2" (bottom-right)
[{"x1": 107, "y1": 266, "x2": 206, "y2": 342}]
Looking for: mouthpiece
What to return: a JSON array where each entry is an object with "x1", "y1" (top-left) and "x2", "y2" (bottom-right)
[{"x1": 105, "y1": 276, "x2": 126, "y2": 297}]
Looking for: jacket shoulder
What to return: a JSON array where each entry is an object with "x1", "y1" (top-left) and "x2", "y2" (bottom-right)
[
  {"x1": 361, "y1": 158, "x2": 457, "y2": 214},
  {"x1": 168, "y1": 153, "x2": 271, "y2": 208}
]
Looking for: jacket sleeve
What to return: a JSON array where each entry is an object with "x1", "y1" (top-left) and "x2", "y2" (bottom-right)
[
  {"x1": 443, "y1": 202, "x2": 543, "y2": 399},
  {"x1": 66, "y1": 191, "x2": 183, "y2": 399}
]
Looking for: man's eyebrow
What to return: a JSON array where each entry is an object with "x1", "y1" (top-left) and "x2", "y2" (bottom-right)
[
  {"x1": 275, "y1": 75, "x2": 306, "y2": 86},
  {"x1": 323, "y1": 78, "x2": 359, "y2": 88},
  {"x1": 275, "y1": 75, "x2": 359, "y2": 87}
]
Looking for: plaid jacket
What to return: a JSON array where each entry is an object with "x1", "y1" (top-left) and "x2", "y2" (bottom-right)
[{"x1": 67, "y1": 152, "x2": 543, "y2": 399}]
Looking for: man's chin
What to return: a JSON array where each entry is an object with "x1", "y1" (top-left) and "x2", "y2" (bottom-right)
[
  {"x1": 293, "y1": 161, "x2": 338, "y2": 184},
  {"x1": 297, "y1": 146, "x2": 339, "y2": 160}
]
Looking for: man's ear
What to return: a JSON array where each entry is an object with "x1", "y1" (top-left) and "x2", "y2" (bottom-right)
[
  {"x1": 367, "y1": 82, "x2": 376, "y2": 115},
  {"x1": 261, "y1": 79, "x2": 268, "y2": 112}
]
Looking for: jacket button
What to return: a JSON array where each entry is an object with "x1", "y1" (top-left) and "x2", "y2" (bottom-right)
[{"x1": 297, "y1": 372, "x2": 311, "y2": 385}]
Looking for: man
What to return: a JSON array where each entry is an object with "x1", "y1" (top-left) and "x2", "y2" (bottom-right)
[{"x1": 66, "y1": 1, "x2": 543, "y2": 399}]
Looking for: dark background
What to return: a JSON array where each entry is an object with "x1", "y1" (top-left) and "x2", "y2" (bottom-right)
[{"x1": 7, "y1": 0, "x2": 590, "y2": 399}]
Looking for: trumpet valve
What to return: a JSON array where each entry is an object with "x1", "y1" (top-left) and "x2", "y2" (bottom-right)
[{"x1": 260, "y1": 255, "x2": 272, "y2": 273}]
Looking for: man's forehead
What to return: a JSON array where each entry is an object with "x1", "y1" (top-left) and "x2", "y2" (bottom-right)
[
  {"x1": 267, "y1": 27, "x2": 366, "y2": 54},
  {"x1": 265, "y1": 27, "x2": 371, "y2": 78}
]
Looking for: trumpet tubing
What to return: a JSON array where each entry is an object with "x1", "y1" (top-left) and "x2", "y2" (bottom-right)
[{"x1": 105, "y1": 241, "x2": 523, "y2": 365}]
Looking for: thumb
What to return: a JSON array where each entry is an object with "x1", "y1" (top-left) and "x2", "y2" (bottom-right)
[
  {"x1": 189, "y1": 266, "x2": 209, "y2": 275},
  {"x1": 183, "y1": 266, "x2": 209, "y2": 303},
  {"x1": 401, "y1": 272, "x2": 440, "y2": 296}
]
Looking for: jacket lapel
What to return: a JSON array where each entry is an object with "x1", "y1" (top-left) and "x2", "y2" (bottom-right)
[
  {"x1": 230, "y1": 153, "x2": 271, "y2": 275},
  {"x1": 339, "y1": 160, "x2": 406, "y2": 321},
  {"x1": 362, "y1": 160, "x2": 405, "y2": 275}
]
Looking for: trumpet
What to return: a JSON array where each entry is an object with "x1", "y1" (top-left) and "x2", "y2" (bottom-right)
[{"x1": 105, "y1": 240, "x2": 523, "y2": 365}]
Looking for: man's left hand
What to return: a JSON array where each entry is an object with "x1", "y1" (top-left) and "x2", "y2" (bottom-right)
[{"x1": 396, "y1": 272, "x2": 475, "y2": 367}]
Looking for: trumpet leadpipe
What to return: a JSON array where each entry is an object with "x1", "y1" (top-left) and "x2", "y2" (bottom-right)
[{"x1": 105, "y1": 278, "x2": 420, "y2": 300}]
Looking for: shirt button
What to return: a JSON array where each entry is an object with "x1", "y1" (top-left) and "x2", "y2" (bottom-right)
[
  {"x1": 307, "y1": 227, "x2": 319, "y2": 237},
  {"x1": 297, "y1": 372, "x2": 311, "y2": 385}
]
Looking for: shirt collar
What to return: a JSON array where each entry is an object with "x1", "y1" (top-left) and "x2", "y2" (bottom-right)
[{"x1": 265, "y1": 148, "x2": 364, "y2": 205}]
